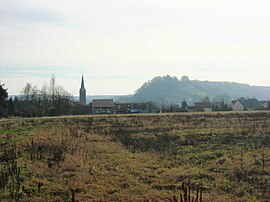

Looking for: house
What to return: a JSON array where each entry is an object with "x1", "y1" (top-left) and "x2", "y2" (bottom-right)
[
  {"x1": 115, "y1": 103, "x2": 150, "y2": 114},
  {"x1": 194, "y1": 102, "x2": 212, "y2": 112},
  {"x1": 232, "y1": 98, "x2": 262, "y2": 111},
  {"x1": 261, "y1": 101, "x2": 269, "y2": 109},
  {"x1": 130, "y1": 103, "x2": 149, "y2": 113},
  {"x1": 115, "y1": 103, "x2": 132, "y2": 114},
  {"x1": 232, "y1": 100, "x2": 244, "y2": 111},
  {"x1": 178, "y1": 106, "x2": 190, "y2": 112},
  {"x1": 92, "y1": 99, "x2": 115, "y2": 114}
]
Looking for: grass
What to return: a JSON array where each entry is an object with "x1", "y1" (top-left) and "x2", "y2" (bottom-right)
[{"x1": 0, "y1": 111, "x2": 269, "y2": 201}]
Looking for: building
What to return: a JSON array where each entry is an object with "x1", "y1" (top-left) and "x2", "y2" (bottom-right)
[
  {"x1": 115, "y1": 103, "x2": 150, "y2": 114},
  {"x1": 194, "y1": 102, "x2": 212, "y2": 112},
  {"x1": 130, "y1": 103, "x2": 149, "y2": 113},
  {"x1": 92, "y1": 99, "x2": 114, "y2": 114},
  {"x1": 115, "y1": 103, "x2": 132, "y2": 114},
  {"x1": 261, "y1": 101, "x2": 269, "y2": 109},
  {"x1": 79, "y1": 75, "x2": 86, "y2": 105},
  {"x1": 231, "y1": 100, "x2": 244, "y2": 111},
  {"x1": 232, "y1": 98, "x2": 262, "y2": 111}
]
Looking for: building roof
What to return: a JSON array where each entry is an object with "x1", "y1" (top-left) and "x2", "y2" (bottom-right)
[
  {"x1": 179, "y1": 107, "x2": 189, "y2": 112},
  {"x1": 232, "y1": 100, "x2": 237, "y2": 105},
  {"x1": 92, "y1": 99, "x2": 114, "y2": 108},
  {"x1": 239, "y1": 98, "x2": 262, "y2": 109},
  {"x1": 194, "y1": 102, "x2": 212, "y2": 108}
]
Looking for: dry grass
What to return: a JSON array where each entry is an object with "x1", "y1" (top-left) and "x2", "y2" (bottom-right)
[{"x1": 0, "y1": 111, "x2": 270, "y2": 201}]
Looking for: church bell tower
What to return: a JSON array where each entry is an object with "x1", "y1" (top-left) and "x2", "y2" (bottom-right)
[{"x1": 79, "y1": 75, "x2": 86, "y2": 105}]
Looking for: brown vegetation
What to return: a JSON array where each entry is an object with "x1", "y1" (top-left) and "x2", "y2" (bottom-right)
[{"x1": 0, "y1": 111, "x2": 270, "y2": 201}]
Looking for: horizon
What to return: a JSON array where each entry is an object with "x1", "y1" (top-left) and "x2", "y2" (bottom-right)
[
  {"x1": 5, "y1": 74, "x2": 270, "y2": 97},
  {"x1": 1, "y1": 0, "x2": 270, "y2": 95}
]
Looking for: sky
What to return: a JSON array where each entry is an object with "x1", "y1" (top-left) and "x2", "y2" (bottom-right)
[{"x1": 0, "y1": 0, "x2": 270, "y2": 95}]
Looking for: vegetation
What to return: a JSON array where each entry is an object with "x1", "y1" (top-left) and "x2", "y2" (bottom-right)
[
  {"x1": 1, "y1": 76, "x2": 75, "y2": 118},
  {"x1": 0, "y1": 84, "x2": 9, "y2": 117},
  {"x1": 120, "y1": 75, "x2": 270, "y2": 104},
  {"x1": 0, "y1": 111, "x2": 269, "y2": 201}
]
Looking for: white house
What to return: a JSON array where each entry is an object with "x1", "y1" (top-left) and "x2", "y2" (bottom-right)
[
  {"x1": 261, "y1": 101, "x2": 269, "y2": 109},
  {"x1": 232, "y1": 98, "x2": 262, "y2": 111},
  {"x1": 232, "y1": 100, "x2": 245, "y2": 111}
]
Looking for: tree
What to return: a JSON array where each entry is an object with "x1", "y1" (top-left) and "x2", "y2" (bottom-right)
[
  {"x1": 7, "y1": 97, "x2": 14, "y2": 115},
  {"x1": 17, "y1": 75, "x2": 73, "y2": 117},
  {"x1": 0, "y1": 84, "x2": 8, "y2": 117},
  {"x1": 181, "y1": 76, "x2": 190, "y2": 82},
  {"x1": 21, "y1": 83, "x2": 32, "y2": 101},
  {"x1": 220, "y1": 100, "x2": 229, "y2": 111},
  {"x1": 181, "y1": 99, "x2": 188, "y2": 108},
  {"x1": 146, "y1": 101, "x2": 159, "y2": 113},
  {"x1": 214, "y1": 104, "x2": 219, "y2": 111},
  {"x1": 202, "y1": 96, "x2": 210, "y2": 102},
  {"x1": 20, "y1": 83, "x2": 41, "y2": 116},
  {"x1": 13, "y1": 96, "x2": 19, "y2": 115},
  {"x1": 214, "y1": 95, "x2": 231, "y2": 104},
  {"x1": 0, "y1": 84, "x2": 8, "y2": 103},
  {"x1": 50, "y1": 74, "x2": 56, "y2": 101}
]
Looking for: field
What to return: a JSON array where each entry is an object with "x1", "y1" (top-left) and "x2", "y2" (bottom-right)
[{"x1": 0, "y1": 112, "x2": 270, "y2": 201}]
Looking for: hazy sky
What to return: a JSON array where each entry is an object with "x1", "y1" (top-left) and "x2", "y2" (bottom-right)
[{"x1": 0, "y1": 0, "x2": 269, "y2": 95}]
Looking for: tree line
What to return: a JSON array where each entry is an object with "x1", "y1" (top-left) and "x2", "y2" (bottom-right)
[
  {"x1": 0, "y1": 75, "x2": 74, "y2": 117},
  {"x1": 124, "y1": 75, "x2": 270, "y2": 104}
]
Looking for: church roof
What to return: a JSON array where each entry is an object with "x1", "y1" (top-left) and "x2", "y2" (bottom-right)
[{"x1": 81, "y1": 75, "x2": 85, "y2": 89}]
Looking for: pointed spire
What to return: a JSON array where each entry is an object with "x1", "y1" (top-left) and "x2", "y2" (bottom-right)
[
  {"x1": 79, "y1": 74, "x2": 86, "y2": 105},
  {"x1": 81, "y1": 75, "x2": 85, "y2": 89}
]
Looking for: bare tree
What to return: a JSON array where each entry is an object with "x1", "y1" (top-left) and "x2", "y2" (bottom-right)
[
  {"x1": 21, "y1": 83, "x2": 32, "y2": 101},
  {"x1": 50, "y1": 74, "x2": 56, "y2": 101},
  {"x1": 17, "y1": 75, "x2": 73, "y2": 116}
]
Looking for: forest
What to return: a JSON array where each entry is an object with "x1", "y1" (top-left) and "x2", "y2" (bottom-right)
[{"x1": 120, "y1": 75, "x2": 270, "y2": 104}]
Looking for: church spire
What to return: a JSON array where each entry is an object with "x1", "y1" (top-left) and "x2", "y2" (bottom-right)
[
  {"x1": 81, "y1": 74, "x2": 85, "y2": 89},
  {"x1": 79, "y1": 74, "x2": 86, "y2": 105}
]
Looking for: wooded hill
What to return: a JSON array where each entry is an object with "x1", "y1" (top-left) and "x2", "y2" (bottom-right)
[{"x1": 119, "y1": 75, "x2": 270, "y2": 104}]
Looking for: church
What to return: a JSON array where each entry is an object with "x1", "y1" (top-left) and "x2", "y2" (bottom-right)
[
  {"x1": 76, "y1": 75, "x2": 151, "y2": 114},
  {"x1": 79, "y1": 75, "x2": 86, "y2": 105},
  {"x1": 78, "y1": 75, "x2": 115, "y2": 114}
]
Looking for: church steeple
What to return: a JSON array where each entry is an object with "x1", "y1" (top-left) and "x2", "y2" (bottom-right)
[
  {"x1": 81, "y1": 75, "x2": 85, "y2": 89},
  {"x1": 79, "y1": 74, "x2": 86, "y2": 105}
]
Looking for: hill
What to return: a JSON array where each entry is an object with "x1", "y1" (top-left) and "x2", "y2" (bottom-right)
[{"x1": 119, "y1": 75, "x2": 270, "y2": 104}]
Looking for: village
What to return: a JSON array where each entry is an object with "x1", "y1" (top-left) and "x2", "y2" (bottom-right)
[{"x1": 72, "y1": 75, "x2": 270, "y2": 115}]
